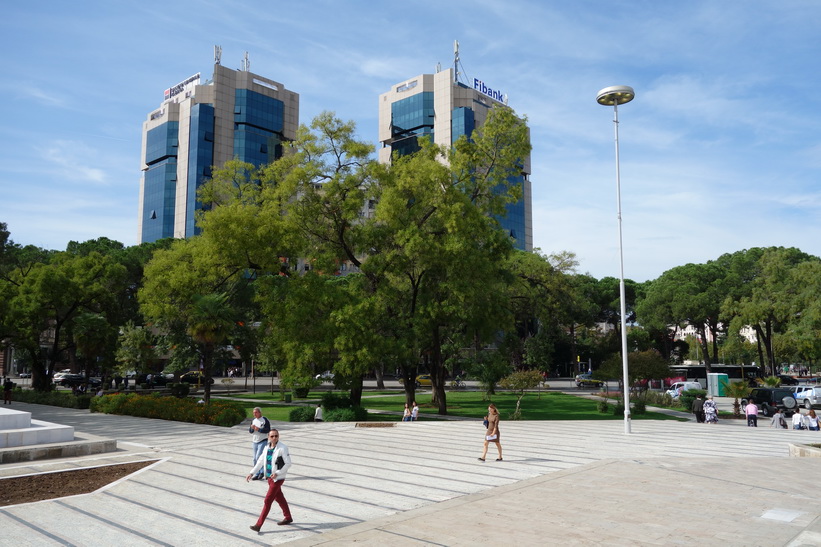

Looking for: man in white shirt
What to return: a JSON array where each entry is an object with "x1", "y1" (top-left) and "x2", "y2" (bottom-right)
[
  {"x1": 249, "y1": 407, "x2": 269, "y2": 480},
  {"x1": 793, "y1": 411, "x2": 806, "y2": 430},
  {"x1": 247, "y1": 429, "x2": 292, "y2": 531}
]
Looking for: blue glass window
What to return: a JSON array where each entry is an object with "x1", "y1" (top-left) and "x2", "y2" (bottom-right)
[
  {"x1": 186, "y1": 104, "x2": 215, "y2": 238},
  {"x1": 140, "y1": 158, "x2": 177, "y2": 243},
  {"x1": 233, "y1": 89, "x2": 285, "y2": 167},
  {"x1": 145, "y1": 122, "x2": 179, "y2": 165},
  {"x1": 390, "y1": 92, "x2": 434, "y2": 157}
]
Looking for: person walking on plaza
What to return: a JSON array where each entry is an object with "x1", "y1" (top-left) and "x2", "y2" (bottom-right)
[
  {"x1": 703, "y1": 395, "x2": 718, "y2": 424},
  {"x1": 249, "y1": 407, "x2": 270, "y2": 480},
  {"x1": 3, "y1": 377, "x2": 13, "y2": 405},
  {"x1": 314, "y1": 404, "x2": 323, "y2": 422},
  {"x1": 745, "y1": 399, "x2": 759, "y2": 427},
  {"x1": 792, "y1": 410, "x2": 806, "y2": 430},
  {"x1": 402, "y1": 403, "x2": 411, "y2": 422},
  {"x1": 692, "y1": 394, "x2": 705, "y2": 423},
  {"x1": 771, "y1": 408, "x2": 788, "y2": 429},
  {"x1": 411, "y1": 401, "x2": 419, "y2": 421},
  {"x1": 247, "y1": 429, "x2": 292, "y2": 531},
  {"x1": 478, "y1": 403, "x2": 502, "y2": 462}
]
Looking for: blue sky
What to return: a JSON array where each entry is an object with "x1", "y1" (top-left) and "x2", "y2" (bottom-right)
[{"x1": 1, "y1": 1, "x2": 819, "y2": 282}]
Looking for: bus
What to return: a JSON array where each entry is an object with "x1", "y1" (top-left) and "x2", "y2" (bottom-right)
[{"x1": 666, "y1": 364, "x2": 761, "y2": 388}]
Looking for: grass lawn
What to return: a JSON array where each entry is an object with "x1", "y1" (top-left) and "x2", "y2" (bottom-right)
[{"x1": 359, "y1": 391, "x2": 686, "y2": 421}]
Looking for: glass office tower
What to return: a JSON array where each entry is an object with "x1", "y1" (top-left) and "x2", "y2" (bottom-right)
[
  {"x1": 138, "y1": 63, "x2": 299, "y2": 243},
  {"x1": 378, "y1": 69, "x2": 532, "y2": 251}
]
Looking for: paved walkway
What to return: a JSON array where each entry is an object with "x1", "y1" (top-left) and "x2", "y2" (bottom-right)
[{"x1": 1, "y1": 402, "x2": 820, "y2": 546}]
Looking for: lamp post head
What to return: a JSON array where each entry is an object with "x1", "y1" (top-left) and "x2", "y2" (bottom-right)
[{"x1": 596, "y1": 85, "x2": 635, "y2": 106}]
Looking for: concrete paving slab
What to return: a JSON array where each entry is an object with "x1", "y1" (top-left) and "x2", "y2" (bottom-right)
[{"x1": 0, "y1": 402, "x2": 819, "y2": 546}]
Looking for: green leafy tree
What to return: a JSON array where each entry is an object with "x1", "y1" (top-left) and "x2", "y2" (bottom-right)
[
  {"x1": 115, "y1": 322, "x2": 158, "y2": 378},
  {"x1": 186, "y1": 292, "x2": 234, "y2": 403},
  {"x1": 721, "y1": 380, "x2": 751, "y2": 417},
  {"x1": 499, "y1": 370, "x2": 544, "y2": 420}
]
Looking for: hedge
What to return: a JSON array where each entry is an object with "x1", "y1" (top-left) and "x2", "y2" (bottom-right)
[
  {"x1": 89, "y1": 393, "x2": 245, "y2": 427},
  {"x1": 10, "y1": 388, "x2": 93, "y2": 409}
]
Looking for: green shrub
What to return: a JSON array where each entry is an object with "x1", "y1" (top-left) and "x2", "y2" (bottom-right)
[
  {"x1": 11, "y1": 389, "x2": 92, "y2": 409},
  {"x1": 289, "y1": 407, "x2": 315, "y2": 422},
  {"x1": 613, "y1": 402, "x2": 625, "y2": 416},
  {"x1": 89, "y1": 393, "x2": 245, "y2": 426},
  {"x1": 321, "y1": 392, "x2": 352, "y2": 410},
  {"x1": 678, "y1": 389, "x2": 707, "y2": 412},
  {"x1": 596, "y1": 400, "x2": 609, "y2": 413},
  {"x1": 324, "y1": 405, "x2": 368, "y2": 422},
  {"x1": 633, "y1": 399, "x2": 647, "y2": 415},
  {"x1": 643, "y1": 390, "x2": 674, "y2": 407},
  {"x1": 169, "y1": 382, "x2": 191, "y2": 398},
  {"x1": 292, "y1": 387, "x2": 311, "y2": 398}
]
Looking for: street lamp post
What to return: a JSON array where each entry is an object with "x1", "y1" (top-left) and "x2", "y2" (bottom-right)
[{"x1": 596, "y1": 85, "x2": 635, "y2": 434}]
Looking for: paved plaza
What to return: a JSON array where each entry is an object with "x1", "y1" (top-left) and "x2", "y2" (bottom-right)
[{"x1": 1, "y1": 401, "x2": 821, "y2": 546}]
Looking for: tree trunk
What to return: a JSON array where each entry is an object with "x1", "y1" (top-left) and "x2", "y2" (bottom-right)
[
  {"x1": 430, "y1": 326, "x2": 447, "y2": 415},
  {"x1": 350, "y1": 375, "x2": 363, "y2": 406},
  {"x1": 373, "y1": 365, "x2": 385, "y2": 390}
]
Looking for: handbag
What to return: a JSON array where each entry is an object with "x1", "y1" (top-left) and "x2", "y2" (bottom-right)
[
  {"x1": 483, "y1": 418, "x2": 489, "y2": 428},
  {"x1": 485, "y1": 434, "x2": 497, "y2": 441}
]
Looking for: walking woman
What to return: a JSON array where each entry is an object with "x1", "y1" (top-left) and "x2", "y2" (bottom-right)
[
  {"x1": 703, "y1": 395, "x2": 718, "y2": 424},
  {"x1": 478, "y1": 403, "x2": 503, "y2": 461}
]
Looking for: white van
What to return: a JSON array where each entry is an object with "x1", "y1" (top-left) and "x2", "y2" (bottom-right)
[
  {"x1": 666, "y1": 381, "x2": 703, "y2": 398},
  {"x1": 794, "y1": 386, "x2": 821, "y2": 409}
]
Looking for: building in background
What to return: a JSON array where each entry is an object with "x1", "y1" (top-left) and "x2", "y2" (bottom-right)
[
  {"x1": 138, "y1": 53, "x2": 299, "y2": 243},
  {"x1": 377, "y1": 66, "x2": 532, "y2": 251}
]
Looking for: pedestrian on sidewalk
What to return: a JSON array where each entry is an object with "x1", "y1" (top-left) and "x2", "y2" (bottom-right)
[
  {"x1": 314, "y1": 405, "x2": 323, "y2": 422},
  {"x1": 247, "y1": 429, "x2": 293, "y2": 532},
  {"x1": 745, "y1": 400, "x2": 759, "y2": 427},
  {"x1": 692, "y1": 394, "x2": 705, "y2": 423},
  {"x1": 401, "y1": 403, "x2": 411, "y2": 422},
  {"x1": 771, "y1": 409, "x2": 788, "y2": 429},
  {"x1": 792, "y1": 411, "x2": 806, "y2": 430},
  {"x1": 3, "y1": 377, "x2": 13, "y2": 404},
  {"x1": 411, "y1": 401, "x2": 419, "y2": 421},
  {"x1": 249, "y1": 407, "x2": 270, "y2": 480},
  {"x1": 703, "y1": 395, "x2": 718, "y2": 424},
  {"x1": 478, "y1": 403, "x2": 503, "y2": 462}
]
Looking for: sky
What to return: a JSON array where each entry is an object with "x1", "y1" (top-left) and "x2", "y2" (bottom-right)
[{"x1": 1, "y1": 1, "x2": 820, "y2": 282}]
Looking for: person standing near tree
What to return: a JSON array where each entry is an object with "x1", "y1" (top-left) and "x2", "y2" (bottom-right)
[
  {"x1": 411, "y1": 401, "x2": 419, "y2": 421},
  {"x1": 3, "y1": 377, "x2": 13, "y2": 405},
  {"x1": 248, "y1": 407, "x2": 270, "y2": 480},
  {"x1": 246, "y1": 429, "x2": 293, "y2": 531}
]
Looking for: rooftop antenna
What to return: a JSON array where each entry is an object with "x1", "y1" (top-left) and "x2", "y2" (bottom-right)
[
  {"x1": 435, "y1": 62, "x2": 441, "y2": 73},
  {"x1": 241, "y1": 51, "x2": 250, "y2": 72},
  {"x1": 214, "y1": 45, "x2": 222, "y2": 65},
  {"x1": 453, "y1": 40, "x2": 460, "y2": 83}
]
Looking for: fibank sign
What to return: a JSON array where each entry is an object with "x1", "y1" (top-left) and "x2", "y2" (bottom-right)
[
  {"x1": 164, "y1": 73, "x2": 201, "y2": 101},
  {"x1": 473, "y1": 77, "x2": 507, "y2": 103}
]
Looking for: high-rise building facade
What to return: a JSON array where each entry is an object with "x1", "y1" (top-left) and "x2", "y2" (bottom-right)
[
  {"x1": 378, "y1": 68, "x2": 532, "y2": 251},
  {"x1": 138, "y1": 62, "x2": 299, "y2": 243}
]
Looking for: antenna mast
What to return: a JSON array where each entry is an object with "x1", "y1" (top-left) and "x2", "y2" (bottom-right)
[
  {"x1": 453, "y1": 40, "x2": 460, "y2": 83},
  {"x1": 241, "y1": 51, "x2": 250, "y2": 72},
  {"x1": 214, "y1": 45, "x2": 222, "y2": 65}
]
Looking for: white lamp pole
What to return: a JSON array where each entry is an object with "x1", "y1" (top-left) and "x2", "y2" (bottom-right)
[{"x1": 596, "y1": 85, "x2": 635, "y2": 434}]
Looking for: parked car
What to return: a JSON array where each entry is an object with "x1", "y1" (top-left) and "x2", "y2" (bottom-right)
[
  {"x1": 742, "y1": 387, "x2": 797, "y2": 417},
  {"x1": 665, "y1": 381, "x2": 703, "y2": 398},
  {"x1": 575, "y1": 373, "x2": 604, "y2": 388},
  {"x1": 59, "y1": 374, "x2": 102, "y2": 388},
  {"x1": 135, "y1": 373, "x2": 170, "y2": 387},
  {"x1": 794, "y1": 386, "x2": 821, "y2": 409},
  {"x1": 777, "y1": 375, "x2": 800, "y2": 386},
  {"x1": 53, "y1": 370, "x2": 72, "y2": 381},
  {"x1": 180, "y1": 371, "x2": 214, "y2": 385},
  {"x1": 17, "y1": 372, "x2": 31, "y2": 378},
  {"x1": 315, "y1": 371, "x2": 335, "y2": 381}
]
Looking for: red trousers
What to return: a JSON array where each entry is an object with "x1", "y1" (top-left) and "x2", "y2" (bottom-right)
[{"x1": 256, "y1": 478, "x2": 291, "y2": 527}]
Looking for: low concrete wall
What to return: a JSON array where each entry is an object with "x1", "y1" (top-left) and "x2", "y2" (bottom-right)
[{"x1": 789, "y1": 443, "x2": 821, "y2": 458}]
